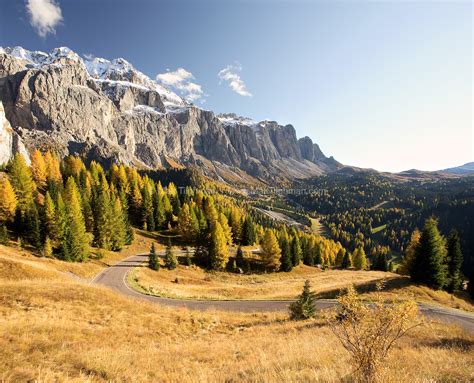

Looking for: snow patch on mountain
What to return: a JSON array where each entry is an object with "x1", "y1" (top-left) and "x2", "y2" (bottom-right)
[{"x1": 1, "y1": 46, "x2": 185, "y2": 108}]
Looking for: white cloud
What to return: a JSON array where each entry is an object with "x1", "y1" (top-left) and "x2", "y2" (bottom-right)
[
  {"x1": 26, "y1": 0, "x2": 63, "y2": 38},
  {"x1": 218, "y1": 63, "x2": 252, "y2": 97},
  {"x1": 156, "y1": 68, "x2": 205, "y2": 103}
]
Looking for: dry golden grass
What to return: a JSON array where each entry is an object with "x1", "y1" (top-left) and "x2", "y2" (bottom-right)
[
  {"x1": 0, "y1": 230, "x2": 161, "y2": 281},
  {"x1": 0, "y1": 245, "x2": 473, "y2": 382},
  {"x1": 131, "y1": 261, "x2": 474, "y2": 312},
  {"x1": 363, "y1": 283, "x2": 474, "y2": 312},
  {"x1": 1, "y1": 277, "x2": 473, "y2": 382},
  {"x1": 132, "y1": 262, "x2": 394, "y2": 300}
]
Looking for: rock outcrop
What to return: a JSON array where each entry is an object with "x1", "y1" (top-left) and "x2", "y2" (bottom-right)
[
  {"x1": 0, "y1": 101, "x2": 30, "y2": 165},
  {"x1": 0, "y1": 46, "x2": 341, "y2": 184}
]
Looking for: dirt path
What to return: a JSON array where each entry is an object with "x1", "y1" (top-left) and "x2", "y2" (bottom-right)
[{"x1": 93, "y1": 254, "x2": 474, "y2": 333}]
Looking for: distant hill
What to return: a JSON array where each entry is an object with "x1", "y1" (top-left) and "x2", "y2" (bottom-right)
[{"x1": 441, "y1": 162, "x2": 474, "y2": 175}]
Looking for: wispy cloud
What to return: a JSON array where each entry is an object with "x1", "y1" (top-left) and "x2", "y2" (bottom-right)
[
  {"x1": 156, "y1": 68, "x2": 205, "y2": 103},
  {"x1": 26, "y1": 0, "x2": 63, "y2": 38},
  {"x1": 218, "y1": 63, "x2": 252, "y2": 97}
]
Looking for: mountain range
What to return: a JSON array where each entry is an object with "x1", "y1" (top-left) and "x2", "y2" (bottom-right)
[
  {"x1": 0, "y1": 46, "x2": 470, "y2": 184},
  {"x1": 0, "y1": 46, "x2": 341, "y2": 185}
]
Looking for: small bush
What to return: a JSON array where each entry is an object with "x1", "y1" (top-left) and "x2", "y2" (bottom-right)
[{"x1": 328, "y1": 285, "x2": 421, "y2": 382}]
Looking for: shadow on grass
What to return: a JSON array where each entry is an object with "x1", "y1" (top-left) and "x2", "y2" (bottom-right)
[
  {"x1": 423, "y1": 337, "x2": 474, "y2": 352},
  {"x1": 316, "y1": 276, "x2": 412, "y2": 299}
]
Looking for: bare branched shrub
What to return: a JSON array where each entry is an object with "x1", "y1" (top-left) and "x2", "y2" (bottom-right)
[{"x1": 328, "y1": 285, "x2": 421, "y2": 382}]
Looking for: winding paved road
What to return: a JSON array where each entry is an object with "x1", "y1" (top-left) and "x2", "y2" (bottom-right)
[{"x1": 92, "y1": 253, "x2": 474, "y2": 333}]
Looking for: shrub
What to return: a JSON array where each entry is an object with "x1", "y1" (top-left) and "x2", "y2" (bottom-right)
[{"x1": 328, "y1": 285, "x2": 420, "y2": 382}]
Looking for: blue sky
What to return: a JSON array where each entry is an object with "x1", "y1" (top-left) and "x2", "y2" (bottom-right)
[{"x1": 0, "y1": 0, "x2": 472, "y2": 172}]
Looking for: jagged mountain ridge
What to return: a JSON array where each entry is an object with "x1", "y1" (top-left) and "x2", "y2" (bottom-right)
[{"x1": 0, "y1": 46, "x2": 341, "y2": 184}]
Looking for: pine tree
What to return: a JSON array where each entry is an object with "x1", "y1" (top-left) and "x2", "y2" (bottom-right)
[
  {"x1": 119, "y1": 190, "x2": 134, "y2": 245},
  {"x1": 44, "y1": 151, "x2": 62, "y2": 184},
  {"x1": 165, "y1": 241, "x2": 178, "y2": 270},
  {"x1": 399, "y1": 230, "x2": 420, "y2": 275},
  {"x1": 0, "y1": 177, "x2": 17, "y2": 222},
  {"x1": 177, "y1": 203, "x2": 196, "y2": 242},
  {"x1": 9, "y1": 153, "x2": 35, "y2": 214},
  {"x1": 280, "y1": 237, "x2": 293, "y2": 272},
  {"x1": 26, "y1": 203, "x2": 41, "y2": 249},
  {"x1": 335, "y1": 248, "x2": 346, "y2": 267},
  {"x1": 149, "y1": 242, "x2": 159, "y2": 271},
  {"x1": 411, "y1": 217, "x2": 447, "y2": 289},
  {"x1": 111, "y1": 196, "x2": 127, "y2": 251},
  {"x1": 303, "y1": 237, "x2": 315, "y2": 266},
  {"x1": 353, "y1": 247, "x2": 367, "y2": 270},
  {"x1": 30, "y1": 149, "x2": 47, "y2": 188},
  {"x1": 219, "y1": 212, "x2": 233, "y2": 245},
  {"x1": 43, "y1": 236, "x2": 53, "y2": 257},
  {"x1": 203, "y1": 197, "x2": 218, "y2": 225},
  {"x1": 289, "y1": 280, "x2": 317, "y2": 320},
  {"x1": 209, "y1": 221, "x2": 229, "y2": 270},
  {"x1": 341, "y1": 251, "x2": 352, "y2": 269},
  {"x1": 62, "y1": 177, "x2": 90, "y2": 262},
  {"x1": 153, "y1": 190, "x2": 166, "y2": 230},
  {"x1": 242, "y1": 215, "x2": 256, "y2": 246},
  {"x1": 446, "y1": 230, "x2": 463, "y2": 292},
  {"x1": 314, "y1": 242, "x2": 323, "y2": 265},
  {"x1": 141, "y1": 185, "x2": 154, "y2": 231},
  {"x1": 229, "y1": 208, "x2": 242, "y2": 244},
  {"x1": 373, "y1": 253, "x2": 389, "y2": 272},
  {"x1": 55, "y1": 193, "x2": 67, "y2": 248},
  {"x1": 291, "y1": 235, "x2": 302, "y2": 267},
  {"x1": 129, "y1": 183, "x2": 143, "y2": 226},
  {"x1": 93, "y1": 179, "x2": 114, "y2": 250},
  {"x1": 260, "y1": 229, "x2": 281, "y2": 271},
  {"x1": 42, "y1": 191, "x2": 59, "y2": 247}
]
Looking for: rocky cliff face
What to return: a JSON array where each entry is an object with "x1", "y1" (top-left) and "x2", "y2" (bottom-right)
[
  {"x1": 0, "y1": 46, "x2": 341, "y2": 184},
  {"x1": 0, "y1": 101, "x2": 30, "y2": 165}
]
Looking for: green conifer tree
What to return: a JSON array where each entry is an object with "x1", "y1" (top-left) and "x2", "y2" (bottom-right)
[
  {"x1": 149, "y1": 242, "x2": 160, "y2": 271},
  {"x1": 291, "y1": 236, "x2": 303, "y2": 267},
  {"x1": 43, "y1": 191, "x2": 59, "y2": 247},
  {"x1": 446, "y1": 230, "x2": 463, "y2": 292},
  {"x1": 111, "y1": 196, "x2": 127, "y2": 251},
  {"x1": 341, "y1": 251, "x2": 352, "y2": 269},
  {"x1": 9, "y1": 153, "x2": 35, "y2": 214},
  {"x1": 335, "y1": 248, "x2": 346, "y2": 267},
  {"x1": 26, "y1": 203, "x2": 41, "y2": 249},
  {"x1": 289, "y1": 280, "x2": 317, "y2": 320},
  {"x1": 242, "y1": 216, "x2": 256, "y2": 246},
  {"x1": 63, "y1": 177, "x2": 90, "y2": 262},
  {"x1": 280, "y1": 237, "x2": 293, "y2": 272},
  {"x1": 165, "y1": 241, "x2": 178, "y2": 270},
  {"x1": 353, "y1": 247, "x2": 368, "y2": 270},
  {"x1": 412, "y1": 217, "x2": 447, "y2": 289}
]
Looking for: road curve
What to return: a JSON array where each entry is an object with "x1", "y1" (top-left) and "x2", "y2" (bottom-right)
[{"x1": 92, "y1": 254, "x2": 474, "y2": 333}]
